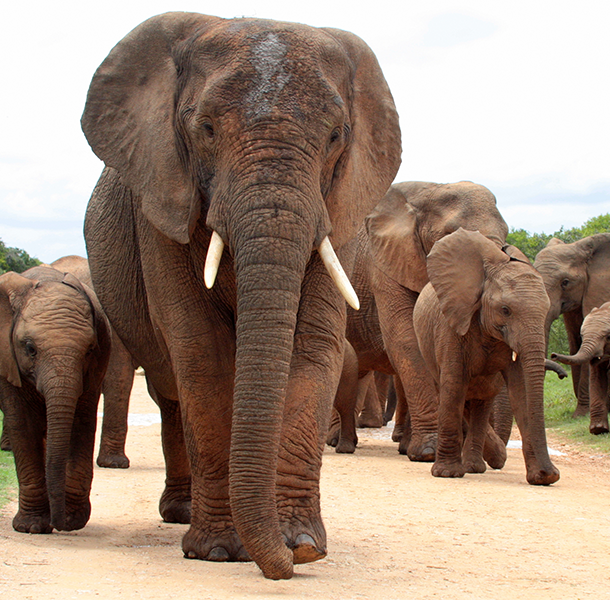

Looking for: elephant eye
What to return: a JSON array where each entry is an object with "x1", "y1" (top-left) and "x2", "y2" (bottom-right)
[
  {"x1": 501, "y1": 306, "x2": 511, "y2": 317},
  {"x1": 560, "y1": 278, "x2": 570, "y2": 289},
  {"x1": 24, "y1": 341, "x2": 37, "y2": 358},
  {"x1": 329, "y1": 127, "x2": 342, "y2": 144},
  {"x1": 201, "y1": 121, "x2": 215, "y2": 139}
]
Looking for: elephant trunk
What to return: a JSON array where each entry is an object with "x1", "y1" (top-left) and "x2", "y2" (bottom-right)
[
  {"x1": 38, "y1": 359, "x2": 84, "y2": 531},
  {"x1": 551, "y1": 340, "x2": 603, "y2": 366},
  {"x1": 226, "y1": 190, "x2": 320, "y2": 580},
  {"x1": 517, "y1": 340, "x2": 560, "y2": 485}
]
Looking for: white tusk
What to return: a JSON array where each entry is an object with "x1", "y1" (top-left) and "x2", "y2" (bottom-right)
[
  {"x1": 512, "y1": 351, "x2": 518, "y2": 362},
  {"x1": 204, "y1": 231, "x2": 225, "y2": 289},
  {"x1": 318, "y1": 236, "x2": 360, "y2": 310}
]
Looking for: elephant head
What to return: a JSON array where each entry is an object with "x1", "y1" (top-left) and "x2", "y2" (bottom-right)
[
  {"x1": 552, "y1": 301, "x2": 610, "y2": 434},
  {"x1": 426, "y1": 229, "x2": 558, "y2": 485},
  {"x1": 365, "y1": 181, "x2": 508, "y2": 292},
  {"x1": 0, "y1": 267, "x2": 110, "y2": 530},
  {"x1": 81, "y1": 13, "x2": 401, "y2": 579}
]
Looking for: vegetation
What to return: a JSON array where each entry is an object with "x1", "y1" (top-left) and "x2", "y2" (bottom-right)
[{"x1": 0, "y1": 238, "x2": 41, "y2": 274}]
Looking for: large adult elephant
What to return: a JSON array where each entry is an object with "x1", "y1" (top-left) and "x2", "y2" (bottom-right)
[
  {"x1": 0, "y1": 266, "x2": 111, "y2": 533},
  {"x1": 81, "y1": 12, "x2": 401, "y2": 580},
  {"x1": 534, "y1": 234, "x2": 610, "y2": 415},
  {"x1": 552, "y1": 301, "x2": 610, "y2": 434},
  {"x1": 342, "y1": 181, "x2": 508, "y2": 460},
  {"x1": 51, "y1": 255, "x2": 137, "y2": 469}
]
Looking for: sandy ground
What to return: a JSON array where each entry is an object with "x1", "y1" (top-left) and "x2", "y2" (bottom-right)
[{"x1": 2, "y1": 374, "x2": 610, "y2": 600}]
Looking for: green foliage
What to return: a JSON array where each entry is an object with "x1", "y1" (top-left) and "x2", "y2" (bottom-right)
[
  {"x1": 0, "y1": 238, "x2": 41, "y2": 274},
  {"x1": 505, "y1": 229, "x2": 552, "y2": 263}
]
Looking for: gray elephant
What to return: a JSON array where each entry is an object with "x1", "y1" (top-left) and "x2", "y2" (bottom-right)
[
  {"x1": 0, "y1": 266, "x2": 111, "y2": 533},
  {"x1": 80, "y1": 12, "x2": 401, "y2": 579},
  {"x1": 337, "y1": 181, "x2": 508, "y2": 460},
  {"x1": 52, "y1": 255, "x2": 137, "y2": 469},
  {"x1": 552, "y1": 301, "x2": 610, "y2": 434},
  {"x1": 414, "y1": 229, "x2": 559, "y2": 485},
  {"x1": 534, "y1": 233, "x2": 610, "y2": 415}
]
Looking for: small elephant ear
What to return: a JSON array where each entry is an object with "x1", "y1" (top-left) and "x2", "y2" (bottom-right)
[
  {"x1": 503, "y1": 244, "x2": 532, "y2": 264},
  {"x1": 81, "y1": 12, "x2": 222, "y2": 244},
  {"x1": 581, "y1": 233, "x2": 610, "y2": 315},
  {"x1": 427, "y1": 228, "x2": 509, "y2": 336},
  {"x1": 0, "y1": 272, "x2": 34, "y2": 387},
  {"x1": 365, "y1": 185, "x2": 429, "y2": 292},
  {"x1": 320, "y1": 28, "x2": 402, "y2": 249}
]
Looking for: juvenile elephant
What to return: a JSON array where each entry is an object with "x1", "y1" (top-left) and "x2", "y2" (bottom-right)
[
  {"x1": 414, "y1": 229, "x2": 559, "y2": 485},
  {"x1": 340, "y1": 181, "x2": 508, "y2": 459},
  {"x1": 52, "y1": 255, "x2": 137, "y2": 469},
  {"x1": 0, "y1": 266, "x2": 111, "y2": 533},
  {"x1": 552, "y1": 301, "x2": 610, "y2": 434},
  {"x1": 534, "y1": 234, "x2": 610, "y2": 415},
  {"x1": 81, "y1": 13, "x2": 401, "y2": 579}
]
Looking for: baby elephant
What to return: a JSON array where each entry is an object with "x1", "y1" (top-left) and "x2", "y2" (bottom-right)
[
  {"x1": 413, "y1": 228, "x2": 559, "y2": 485},
  {"x1": 552, "y1": 301, "x2": 610, "y2": 435},
  {"x1": 0, "y1": 266, "x2": 111, "y2": 533}
]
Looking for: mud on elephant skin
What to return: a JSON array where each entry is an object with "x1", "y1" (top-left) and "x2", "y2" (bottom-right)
[
  {"x1": 534, "y1": 233, "x2": 610, "y2": 417},
  {"x1": 52, "y1": 255, "x2": 138, "y2": 469},
  {"x1": 414, "y1": 229, "x2": 559, "y2": 485},
  {"x1": 341, "y1": 180, "x2": 508, "y2": 461},
  {"x1": 81, "y1": 12, "x2": 401, "y2": 579},
  {"x1": 0, "y1": 266, "x2": 111, "y2": 534},
  {"x1": 553, "y1": 301, "x2": 610, "y2": 434}
]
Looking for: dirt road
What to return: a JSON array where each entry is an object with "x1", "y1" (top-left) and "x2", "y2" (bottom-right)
[{"x1": 2, "y1": 374, "x2": 610, "y2": 599}]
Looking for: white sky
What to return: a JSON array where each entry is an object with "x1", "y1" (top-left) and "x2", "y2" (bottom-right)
[{"x1": 1, "y1": 0, "x2": 609, "y2": 262}]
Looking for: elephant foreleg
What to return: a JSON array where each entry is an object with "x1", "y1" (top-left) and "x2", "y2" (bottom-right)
[{"x1": 588, "y1": 361, "x2": 609, "y2": 434}]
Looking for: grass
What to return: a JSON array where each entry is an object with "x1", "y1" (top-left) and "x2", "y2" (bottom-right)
[
  {"x1": 0, "y1": 414, "x2": 17, "y2": 510},
  {"x1": 544, "y1": 371, "x2": 610, "y2": 454}
]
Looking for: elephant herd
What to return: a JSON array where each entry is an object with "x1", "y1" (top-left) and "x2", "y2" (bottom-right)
[{"x1": 1, "y1": 11, "x2": 609, "y2": 581}]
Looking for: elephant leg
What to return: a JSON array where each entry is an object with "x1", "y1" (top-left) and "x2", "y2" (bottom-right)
[
  {"x1": 462, "y1": 398, "x2": 493, "y2": 474},
  {"x1": 492, "y1": 384, "x2": 513, "y2": 445},
  {"x1": 391, "y1": 376, "x2": 408, "y2": 442},
  {"x1": 97, "y1": 334, "x2": 134, "y2": 469},
  {"x1": 328, "y1": 340, "x2": 359, "y2": 453},
  {"x1": 383, "y1": 375, "x2": 397, "y2": 425},
  {"x1": 146, "y1": 379, "x2": 192, "y2": 526},
  {"x1": 482, "y1": 424, "x2": 508, "y2": 470},
  {"x1": 588, "y1": 361, "x2": 609, "y2": 434},
  {"x1": 357, "y1": 372, "x2": 384, "y2": 428},
  {"x1": 1, "y1": 382, "x2": 51, "y2": 533},
  {"x1": 276, "y1": 259, "x2": 346, "y2": 565},
  {"x1": 432, "y1": 378, "x2": 467, "y2": 478},
  {"x1": 64, "y1": 389, "x2": 100, "y2": 531},
  {"x1": 572, "y1": 363, "x2": 590, "y2": 417},
  {"x1": 0, "y1": 418, "x2": 11, "y2": 451}
]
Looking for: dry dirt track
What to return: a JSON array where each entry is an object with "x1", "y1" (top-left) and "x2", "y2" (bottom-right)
[{"x1": 2, "y1": 374, "x2": 610, "y2": 600}]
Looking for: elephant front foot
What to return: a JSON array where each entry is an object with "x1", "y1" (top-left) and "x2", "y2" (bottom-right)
[
  {"x1": 482, "y1": 430, "x2": 508, "y2": 470},
  {"x1": 357, "y1": 412, "x2": 383, "y2": 428},
  {"x1": 280, "y1": 514, "x2": 327, "y2": 565},
  {"x1": 160, "y1": 478, "x2": 191, "y2": 524},
  {"x1": 13, "y1": 509, "x2": 53, "y2": 534},
  {"x1": 326, "y1": 423, "x2": 340, "y2": 447},
  {"x1": 97, "y1": 449, "x2": 130, "y2": 469},
  {"x1": 335, "y1": 434, "x2": 357, "y2": 454},
  {"x1": 431, "y1": 459, "x2": 465, "y2": 478},
  {"x1": 391, "y1": 422, "x2": 405, "y2": 442},
  {"x1": 183, "y1": 524, "x2": 250, "y2": 562},
  {"x1": 526, "y1": 465, "x2": 560, "y2": 486},
  {"x1": 463, "y1": 455, "x2": 487, "y2": 474},
  {"x1": 400, "y1": 432, "x2": 436, "y2": 462},
  {"x1": 589, "y1": 419, "x2": 609, "y2": 435}
]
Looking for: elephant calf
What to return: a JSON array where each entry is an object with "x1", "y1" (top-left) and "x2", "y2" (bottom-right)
[
  {"x1": 413, "y1": 228, "x2": 560, "y2": 485},
  {"x1": 552, "y1": 301, "x2": 610, "y2": 435},
  {"x1": 0, "y1": 266, "x2": 111, "y2": 533}
]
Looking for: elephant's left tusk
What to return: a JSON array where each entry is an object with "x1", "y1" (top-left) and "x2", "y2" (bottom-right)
[
  {"x1": 512, "y1": 351, "x2": 518, "y2": 362},
  {"x1": 204, "y1": 231, "x2": 225, "y2": 289},
  {"x1": 318, "y1": 236, "x2": 360, "y2": 310}
]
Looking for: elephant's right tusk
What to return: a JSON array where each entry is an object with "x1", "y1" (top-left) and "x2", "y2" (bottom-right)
[
  {"x1": 318, "y1": 236, "x2": 360, "y2": 310},
  {"x1": 204, "y1": 231, "x2": 225, "y2": 289},
  {"x1": 512, "y1": 351, "x2": 518, "y2": 362}
]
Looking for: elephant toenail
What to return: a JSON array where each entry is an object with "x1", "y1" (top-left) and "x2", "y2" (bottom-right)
[
  {"x1": 294, "y1": 533, "x2": 316, "y2": 547},
  {"x1": 186, "y1": 551, "x2": 198, "y2": 559},
  {"x1": 236, "y1": 547, "x2": 251, "y2": 562},
  {"x1": 207, "y1": 547, "x2": 230, "y2": 561}
]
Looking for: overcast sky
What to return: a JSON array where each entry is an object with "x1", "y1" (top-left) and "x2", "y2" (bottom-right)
[{"x1": 1, "y1": 0, "x2": 609, "y2": 263}]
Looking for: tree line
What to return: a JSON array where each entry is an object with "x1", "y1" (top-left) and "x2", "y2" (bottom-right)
[{"x1": 0, "y1": 239, "x2": 41, "y2": 275}]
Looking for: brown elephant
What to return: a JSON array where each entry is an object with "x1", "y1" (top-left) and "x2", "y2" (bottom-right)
[
  {"x1": 552, "y1": 301, "x2": 610, "y2": 434},
  {"x1": 337, "y1": 181, "x2": 508, "y2": 460},
  {"x1": 413, "y1": 229, "x2": 559, "y2": 485},
  {"x1": 534, "y1": 233, "x2": 610, "y2": 416},
  {"x1": 80, "y1": 12, "x2": 401, "y2": 579},
  {"x1": 52, "y1": 255, "x2": 137, "y2": 469},
  {"x1": 0, "y1": 266, "x2": 111, "y2": 533}
]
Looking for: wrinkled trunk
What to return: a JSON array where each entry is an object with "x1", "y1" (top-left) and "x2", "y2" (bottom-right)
[
  {"x1": 226, "y1": 190, "x2": 318, "y2": 580},
  {"x1": 552, "y1": 339, "x2": 603, "y2": 366},
  {"x1": 39, "y1": 363, "x2": 83, "y2": 531}
]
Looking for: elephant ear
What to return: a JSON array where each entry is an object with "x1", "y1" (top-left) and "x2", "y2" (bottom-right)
[
  {"x1": 426, "y1": 228, "x2": 509, "y2": 336},
  {"x1": 365, "y1": 184, "x2": 429, "y2": 291},
  {"x1": 0, "y1": 272, "x2": 34, "y2": 387},
  {"x1": 581, "y1": 233, "x2": 610, "y2": 315},
  {"x1": 503, "y1": 243, "x2": 532, "y2": 264},
  {"x1": 321, "y1": 28, "x2": 402, "y2": 249},
  {"x1": 81, "y1": 12, "x2": 223, "y2": 244}
]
